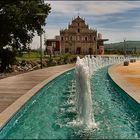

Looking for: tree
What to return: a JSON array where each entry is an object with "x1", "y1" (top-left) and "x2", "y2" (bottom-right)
[
  {"x1": 0, "y1": 48, "x2": 16, "y2": 72},
  {"x1": 0, "y1": 0, "x2": 51, "y2": 72}
]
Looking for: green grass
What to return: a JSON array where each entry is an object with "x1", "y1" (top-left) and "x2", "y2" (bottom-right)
[
  {"x1": 16, "y1": 52, "x2": 41, "y2": 61},
  {"x1": 16, "y1": 52, "x2": 82, "y2": 65}
]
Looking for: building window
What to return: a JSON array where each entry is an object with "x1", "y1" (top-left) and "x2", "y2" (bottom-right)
[
  {"x1": 78, "y1": 23, "x2": 79, "y2": 26},
  {"x1": 85, "y1": 37, "x2": 88, "y2": 41},
  {"x1": 76, "y1": 47, "x2": 81, "y2": 54},
  {"x1": 47, "y1": 41, "x2": 51, "y2": 46},
  {"x1": 94, "y1": 37, "x2": 96, "y2": 41},
  {"x1": 65, "y1": 48, "x2": 69, "y2": 53},
  {"x1": 61, "y1": 37, "x2": 63, "y2": 41},
  {"x1": 89, "y1": 48, "x2": 93, "y2": 55},
  {"x1": 78, "y1": 28, "x2": 80, "y2": 33},
  {"x1": 70, "y1": 36, "x2": 72, "y2": 40}
]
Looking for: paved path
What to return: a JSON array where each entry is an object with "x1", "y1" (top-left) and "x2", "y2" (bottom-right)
[
  {"x1": 0, "y1": 64, "x2": 74, "y2": 113},
  {"x1": 108, "y1": 61, "x2": 140, "y2": 104}
]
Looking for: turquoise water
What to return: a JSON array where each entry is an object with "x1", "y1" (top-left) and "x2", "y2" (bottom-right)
[
  {"x1": 92, "y1": 67, "x2": 140, "y2": 139},
  {"x1": 1, "y1": 67, "x2": 140, "y2": 139}
]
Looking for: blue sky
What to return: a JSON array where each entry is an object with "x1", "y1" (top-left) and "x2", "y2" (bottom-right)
[{"x1": 32, "y1": 1, "x2": 140, "y2": 49}]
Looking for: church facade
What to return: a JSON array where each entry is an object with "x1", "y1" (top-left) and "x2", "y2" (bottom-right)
[{"x1": 60, "y1": 16, "x2": 97, "y2": 55}]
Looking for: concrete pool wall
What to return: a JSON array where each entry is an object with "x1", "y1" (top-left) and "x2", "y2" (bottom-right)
[
  {"x1": 108, "y1": 61, "x2": 140, "y2": 104},
  {"x1": 0, "y1": 64, "x2": 74, "y2": 129}
]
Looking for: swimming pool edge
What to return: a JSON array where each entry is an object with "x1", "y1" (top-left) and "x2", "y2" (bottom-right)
[
  {"x1": 0, "y1": 67, "x2": 75, "y2": 129},
  {"x1": 108, "y1": 64, "x2": 140, "y2": 105}
]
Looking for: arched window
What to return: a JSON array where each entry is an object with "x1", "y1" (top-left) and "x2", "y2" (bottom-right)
[
  {"x1": 85, "y1": 37, "x2": 87, "y2": 41},
  {"x1": 78, "y1": 28, "x2": 80, "y2": 33}
]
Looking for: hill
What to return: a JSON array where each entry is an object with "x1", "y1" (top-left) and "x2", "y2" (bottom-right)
[{"x1": 104, "y1": 41, "x2": 140, "y2": 52}]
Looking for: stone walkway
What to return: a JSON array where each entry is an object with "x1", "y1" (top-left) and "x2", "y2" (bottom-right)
[
  {"x1": 108, "y1": 61, "x2": 140, "y2": 104},
  {"x1": 0, "y1": 64, "x2": 74, "y2": 113}
]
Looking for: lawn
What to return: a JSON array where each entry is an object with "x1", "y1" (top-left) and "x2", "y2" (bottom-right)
[{"x1": 16, "y1": 51, "x2": 41, "y2": 61}]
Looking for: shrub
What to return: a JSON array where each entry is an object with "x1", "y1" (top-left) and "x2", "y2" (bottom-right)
[{"x1": 0, "y1": 48, "x2": 16, "y2": 72}]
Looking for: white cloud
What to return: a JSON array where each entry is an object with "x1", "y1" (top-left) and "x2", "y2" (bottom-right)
[
  {"x1": 99, "y1": 28, "x2": 140, "y2": 43},
  {"x1": 47, "y1": 1, "x2": 140, "y2": 16},
  {"x1": 133, "y1": 25, "x2": 140, "y2": 28},
  {"x1": 97, "y1": 18, "x2": 138, "y2": 28},
  {"x1": 45, "y1": 28, "x2": 60, "y2": 39},
  {"x1": 31, "y1": 33, "x2": 46, "y2": 50},
  {"x1": 86, "y1": 1, "x2": 140, "y2": 16},
  {"x1": 30, "y1": 1, "x2": 140, "y2": 48}
]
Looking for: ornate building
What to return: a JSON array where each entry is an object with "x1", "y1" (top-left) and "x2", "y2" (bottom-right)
[{"x1": 60, "y1": 16, "x2": 97, "y2": 55}]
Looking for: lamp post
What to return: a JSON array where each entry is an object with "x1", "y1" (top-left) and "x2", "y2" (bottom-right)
[
  {"x1": 95, "y1": 30, "x2": 98, "y2": 56},
  {"x1": 123, "y1": 38, "x2": 127, "y2": 56},
  {"x1": 40, "y1": 32, "x2": 43, "y2": 69}
]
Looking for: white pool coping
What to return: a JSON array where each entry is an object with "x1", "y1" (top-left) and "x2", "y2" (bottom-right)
[
  {"x1": 108, "y1": 64, "x2": 140, "y2": 104},
  {"x1": 0, "y1": 67, "x2": 74, "y2": 129}
]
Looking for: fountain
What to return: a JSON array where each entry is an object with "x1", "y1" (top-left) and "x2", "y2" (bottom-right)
[
  {"x1": 75, "y1": 56, "x2": 97, "y2": 129},
  {"x1": 1, "y1": 55, "x2": 140, "y2": 139},
  {"x1": 74, "y1": 55, "x2": 136, "y2": 129}
]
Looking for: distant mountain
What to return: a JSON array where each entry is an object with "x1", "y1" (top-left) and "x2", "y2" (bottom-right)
[{"x1": 104, "y1": 41, "x2": 140, "y2": 51}]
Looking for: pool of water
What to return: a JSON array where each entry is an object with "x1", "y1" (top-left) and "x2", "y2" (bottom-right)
[
  {"x1": 1, "y1": 66, "x2": 140, "y2": 139},
  {"x1": 92, "y1": 67, "x2": 140, "y2": 139}
]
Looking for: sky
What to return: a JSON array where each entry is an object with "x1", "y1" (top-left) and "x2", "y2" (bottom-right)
[{"x1": 32, "y1": 1, "x2": 140, "y2": 49}]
